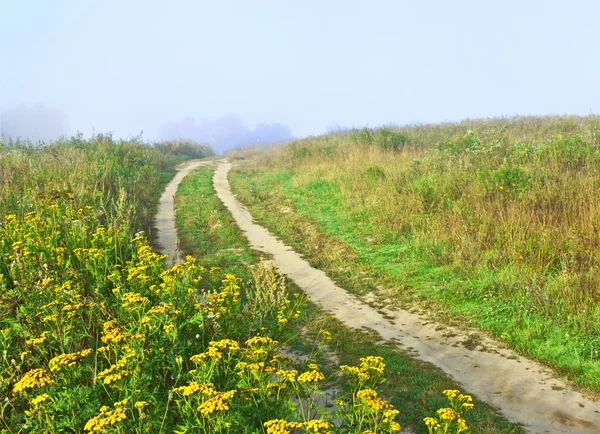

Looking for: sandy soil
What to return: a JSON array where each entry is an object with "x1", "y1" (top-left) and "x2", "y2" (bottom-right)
[{"x1": 211, "y1": 160, "x2": 600, "y2": 434}]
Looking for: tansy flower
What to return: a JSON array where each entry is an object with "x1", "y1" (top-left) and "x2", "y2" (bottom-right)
[
  {"x1": 13, "y1": 369, "x2": 53, "y2": 394},
  {"x1": 197, "y1": 390, "x2": 236, "y2": 416},
  {"x1": 84, "y1": 406, "x2": 127, "y2": 432},
  {"x1": 264, "y1": 419, "x2": 302, "y2": 434},
  {"x1": 297, "y1": 369, "x2": 325, "y2": 383},
  {"x1": 173, "y1": 382, "x2": 216, "y2": 397},
  {"x1": 31, "y1": 394, "x2": 51, "y2": 405},
  {"x1": 302, "y1": 419, "x2": 332, "y2": 433}
]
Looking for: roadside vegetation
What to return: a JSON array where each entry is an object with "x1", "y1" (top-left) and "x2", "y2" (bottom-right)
[
  {"x1": 229, "y1": 115, "x2": 600, "y2": 393},
  {"x1": 0, "y1": 135, "x2": 495, "y2": 433},
  {"x1": 174, "y1": 165, "x2": 523, "y2": 433}
]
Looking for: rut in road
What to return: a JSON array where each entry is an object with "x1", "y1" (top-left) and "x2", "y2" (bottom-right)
[
  {"x1": 154, "y1": 160, "x2": 212, "y2": 266},
  {"x1": 211, "y1": 160, "x2": 600, "y2": 434}
]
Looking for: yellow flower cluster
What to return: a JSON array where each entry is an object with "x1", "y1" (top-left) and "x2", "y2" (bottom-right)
[
  {"x1": 209, "y1": 339, "x2": 241, "y2": 351},
  {"x1": 382, "y1": 409, "x2": 401, "y2": 432},
  {"x1": 424, "y1": 416, "x2": 441, "y2": 430},
  {"x1": 147, "y1": 304, "x2": 168, "y2": 315},
  {"x1": 360, "y1": 356, "x2": 385, "y2": 374},
  {"x1": 297, "y1": 366, "x2": 325, "y2": 384},
  {"x1": 424, "y1": 390, "x2": 473, "y2": 433},
  {"x1": 101, "y1": 320, "x2": 125, "y2": 344},
  {"x1": 191, "y1": 346, "x2": 223, "y2": 363},
  {"x1": 49, "y1": 349, "x2": 92, "y2": 372},
  {"x1": 26, "y1": 331, "x2": 49, "y2": 345},
  {"x1": 264, "y1": 419, "x2": 332, "y2": 434},
  {"x1": 31, "y1": 393, "x2": 51, "y2": 405},
  {"x1": 96, "y1": 349, "x2": 135, "y2": 385},
  {"x1": 121, "y1": 291, "x2": 150, "y2": 310},
  {"x1": 303, "y1": 419, "x2": 333, "y2": 433},
  {"x1": 203, "y1": 274, "x2": 241, "y2": 319},
  {"x1": 13, "y1": 368, "x2": 53, "y2": 394},
  {"x1": 245, "y1": 336, "x2": 278, "y2": 348},
  {"x1": 356, "y1": 389, "x2": 393, "y2": 411},
  {"x1": 83, "y1": 404, "x2": 127, "y2": 432},
  {"x1": 318, "y1": 329, "x2": 332, "y2": 341},
  {"x1": 174, "y1": 381, "x2": 216, "y2": 397},
  {"x1": 198, "y1": 390, "x2": 236, "y2": 416},
  {"x1": 276, "y1": 369, "x2": 298, "y2": 382},
  {"x1": 264, "y1": 419, "x2": 302, "y2": 434},
  {"x1": 340, "y1": 365, "x2": 370, "y2": 381},
  {"x1": 62, "y1": 302, "x2": 84, "y2": 319},
  {"x1": 437, "y1": 407, "x2": 460, "y2": 421}
]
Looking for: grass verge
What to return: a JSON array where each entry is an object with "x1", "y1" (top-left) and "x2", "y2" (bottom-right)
[
  {"x1": 228, "y1": 164, "x2": 600, "y2": 394},
  {"x1": 174, "y1": 165, "x2": 524, "y2": 433}
]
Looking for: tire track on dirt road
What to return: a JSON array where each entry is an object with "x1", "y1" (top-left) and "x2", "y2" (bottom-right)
[
  {"x1": 154, "y1": 160, "x2": 213, "y2": 266},
  {"x1": 212, "y1": 160, "x2": 600, "y2": 434}
]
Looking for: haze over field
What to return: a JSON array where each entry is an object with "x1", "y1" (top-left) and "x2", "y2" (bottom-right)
[{"x1": 1, "y1": 0, "x2": 599, "y2": 151}]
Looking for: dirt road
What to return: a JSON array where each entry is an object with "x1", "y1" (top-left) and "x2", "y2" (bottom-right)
[
  {"x1": 211, "y1": 160, "x2": 600, "y2": 434},
  {"x1": 154, "y1": 160, "x2": 212, "y2": 266}
]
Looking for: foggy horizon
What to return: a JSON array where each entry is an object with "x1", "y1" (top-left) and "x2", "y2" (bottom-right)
[{"x1": 2, "y1": 1, "x2": 599, "y2": 149}]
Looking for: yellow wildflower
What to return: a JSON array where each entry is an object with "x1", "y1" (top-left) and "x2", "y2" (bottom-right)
[
  {"x1": 437, "y1": 407, "x2": 460, "y2": 421},
  {"x1": 13, "y1": 369, "x2": 53, "y2": 394},
  {"x1": 198, "y1": 390, "x2": 236, "y2": 416},
  {"x1": 31, "y1": 393, "x2": 51, "y2": 405},
  {"x1": 360, "y1": 356, "x2": 385, "y2": 374},
  {"x1": 49, "y1": 349, "x2": 92, "y2": 371},
  {"x1": 297, "y1": 369, "x2": 325, "y2": 383},
  {"x1": 173, "y1": 382, "x2": 216, "y2": 397},
  {"x1": 190, "y1": 346, "x2": 222, "y2": 363},
  {"x1": 302, "y1": 419, "x2": 333, "y2": 433},
  {"x1": 356, "y1": 389, "x2": 393, "y2": 411},
  {"x1": 245, "y1": 336, "x2": 278, "y2": 348},
  {"x1": 121, "y1": 291, "x2": 150, "y2": 310},
  {"x1": 276, "y1": 369, "x2": 298, "y2": 382},
  {"x1": 318, "y1": 330, "x2": 332, "y2": 341},
  {"x1": 84, "y1": 406, "x2": 127, "y2": 432},
  {"x1": 209, "y1": 339, "x2": 241, "y2": 351},
  {"x1": 340, "y1": 365, "x2": 370, "y2": 381},
  {"x1": 443, "y1": 389, "x2": 460, "y2": 399},
  {"x1": 424, "y1": 416, "x2": 441, "y2": 430},
  {"x1": 26, "y1": 331, "x2": 49, "y2": 345},
  {"x1": 264, "y1": 419, "x2": 302, "y2": 434},
  {"x1": 101, "y1": 320, "x2": 125, "y2": 344}
]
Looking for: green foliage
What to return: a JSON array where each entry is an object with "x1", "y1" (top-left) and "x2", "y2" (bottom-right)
[
  {"x1": 436, "y1": 130, "x2": 480, "y2": 155},
  {"x1": 154, "y1": 139, "x2": 214, "y2": 160},
  {"x1": 0, "y1": 137, "x2": 411, "y2": 433},
  {"x1": 288, "y1": 141, "x2": 311, "y2": 159},
  {"x1": 363, "y1": 165, "x2": 387, "y2": 182},
  {"x1": 230, "y1": 115, "x2": 600, "y2": 393},
  {"x1": 479, "y1": 165, "x2": 530, "y2": 195},
  {"x1": 374, "y1": 128, "x2": 408, "y2": 152}
]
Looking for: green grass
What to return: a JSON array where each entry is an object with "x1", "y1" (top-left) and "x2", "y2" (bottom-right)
[
  {"x1": 175, "y1": 166, "x2": 258, "y2": 279},
  {"x1": 174, "y1": 164, "x2": 524, "y2": 433},
  {"x1": 292, "y1": 304, "x2": 524, "y2": 433},
  {"x1": 228, "y1": 116, "x2": 600, "y2": 393}
]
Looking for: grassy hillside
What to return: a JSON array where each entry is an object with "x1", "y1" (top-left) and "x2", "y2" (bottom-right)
[
  {"x1": 1, "y1": 136, "x2": 485, "y2": 433},
  {"x1": 229, "y1": 115, "x2": 600, "y2": 392}
]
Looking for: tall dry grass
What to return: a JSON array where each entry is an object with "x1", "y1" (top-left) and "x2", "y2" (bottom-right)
[{"x1": 250, "y1": 115, "x2": 600, "y2": 331}]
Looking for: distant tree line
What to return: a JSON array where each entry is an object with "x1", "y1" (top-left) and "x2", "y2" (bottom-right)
[{"x1": 158, "y1": 114, "x2": 293, "y2": 154}]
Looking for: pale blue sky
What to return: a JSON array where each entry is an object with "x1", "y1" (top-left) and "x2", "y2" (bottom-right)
[{"x1": 1, "y1": 0, "x2": 599, "y2": 143}]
